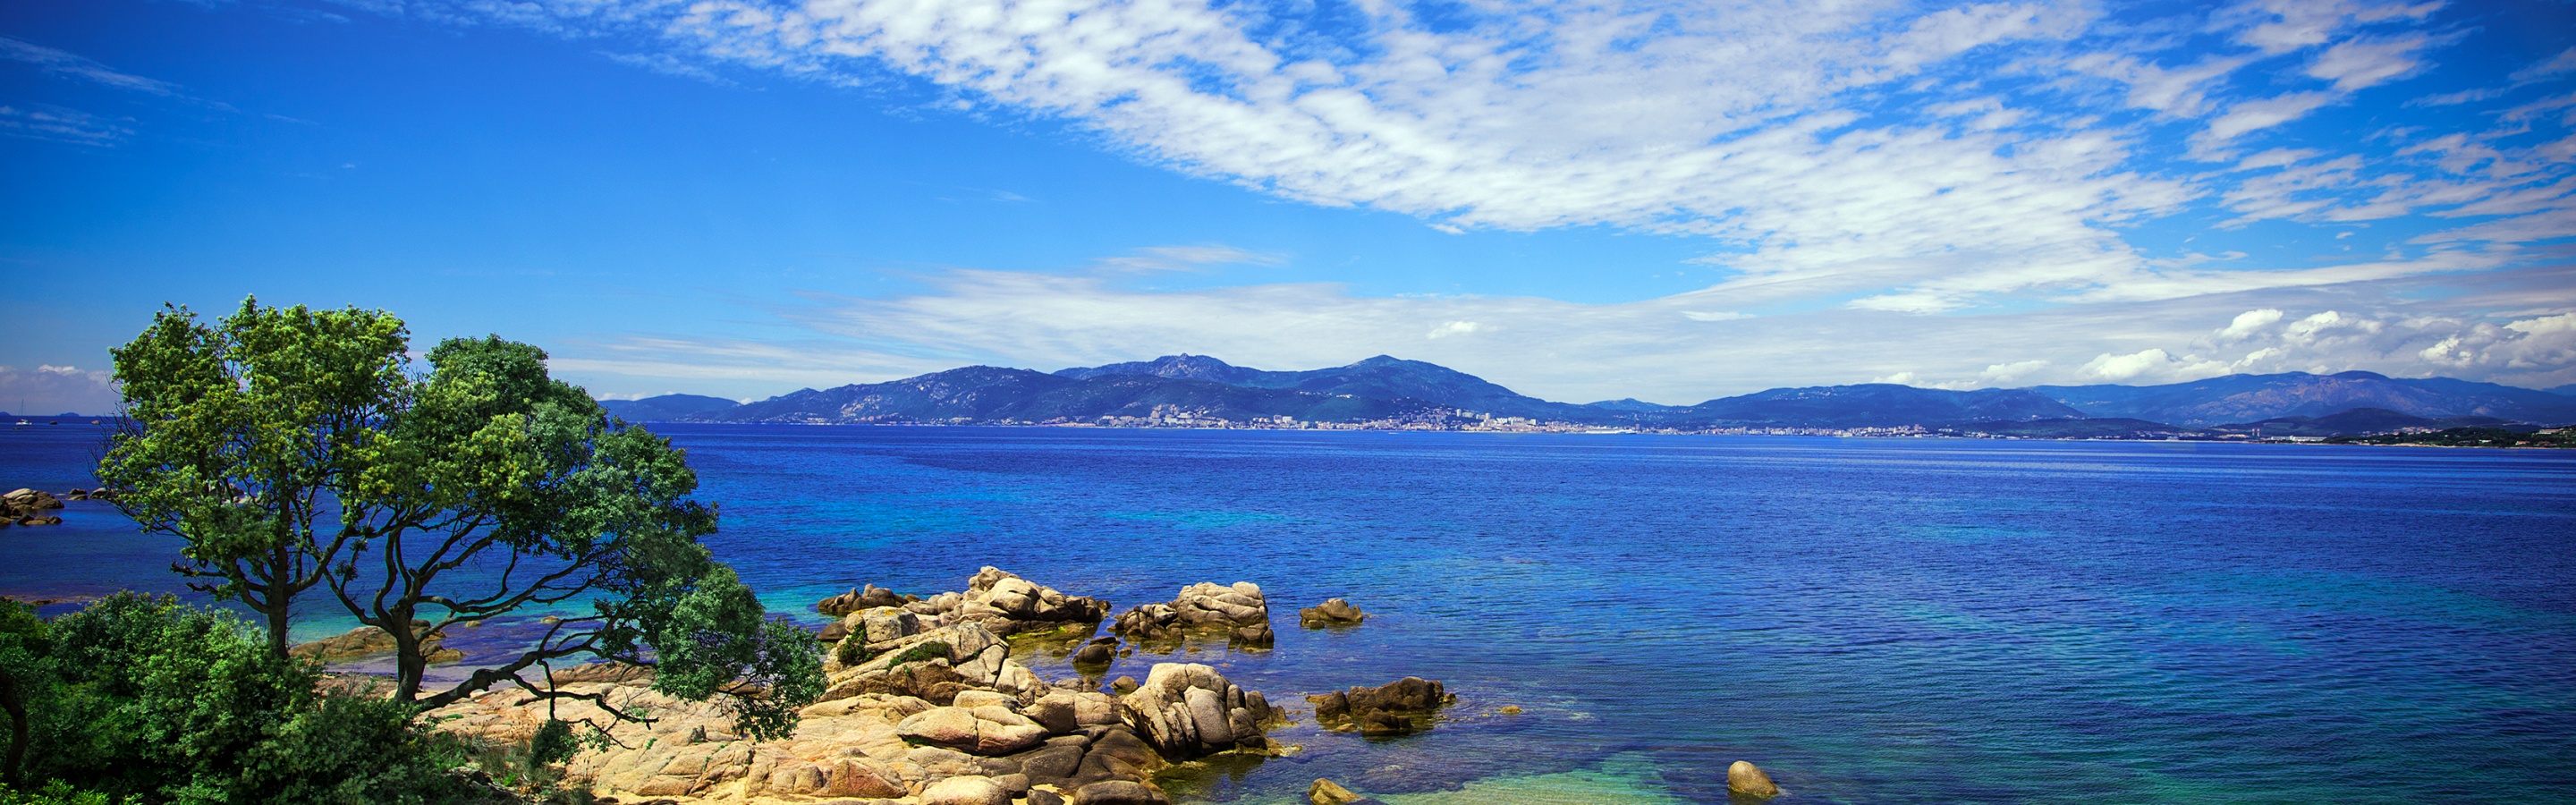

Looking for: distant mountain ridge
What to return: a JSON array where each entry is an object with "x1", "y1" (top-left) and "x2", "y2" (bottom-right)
[
  {"x1": 616, "y1": 354, "x2": 2576, "y2": 433},
  {"x1": 701, "y1": 365, "x2": 1453, "y2": 426},
  {"x1": 2034, "y1": 370, "x2": 2576, "y2": 426},
  {"x1": 597, "y1": 394, "x2": 741, "y2": 422}
]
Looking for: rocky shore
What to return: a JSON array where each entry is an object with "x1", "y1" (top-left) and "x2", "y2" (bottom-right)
[
  {"x1": 420, "y1": 570, "x2": 1790, "y2": 804},
  {"x1": 427, "y1": 569, "x2": 1295, "y2": 805}
]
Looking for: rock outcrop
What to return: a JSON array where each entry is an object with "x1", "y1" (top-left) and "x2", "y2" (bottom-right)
[
  {"x1": 288, "y1": 621, "x2": 464, "y2": 664},
  {"x1": 1727, "y1": 760, "x2": 1780, "y2": 798},
  {"x1": 429, "y1": 657, "x2": 1250, "y2": 803},
  {"x1": 1110, "y1": 581, "x2": 1273, "y2": 648},
  {"x1": 818, "y1": 583, "x2": 912, "y2": 616},
  {"x1": 2, "y1": 487, "x2": 68, "y2": 527},
  {"x1": 1117, "y1": 662, "x2": 1279, "y2": 759},
  {"x1": 821, "y1": 568, "x2": 1112, "y2": 642},
  {"x1": 1307, "y1": 677, "x2": 1452, "y2": 736},
  {"x1": 1297, "y1": 597, "x2": 1367, "y2": 628},
  {"x1": 428, "y1": 570, "x2": 1287, "y2": 803}
]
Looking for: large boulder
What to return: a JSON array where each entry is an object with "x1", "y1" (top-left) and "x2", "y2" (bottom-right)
[
  {"x1": 818, "y1": 583, "x2": 911, "y2": 616},
  {"x1": 1116, "y1": 663, "x2": 1276, "y2": 759},
  {"x1": 1298, "y1": 597, "x2": 1368, "y2": 628},
  {"x1": 1072, "y1": 780, "x2": 1171, "y2": 805},
  {"x1": 1728, "y1": 760, "x2": 1780, "y2": 798},
  {"x1": 895, "y1": 705, "x2": 1050, "y2": 756},
  {"x1": 1307, "y1": 677, "x2": 1452, "y2": 735},
  {"x1": 1111, "y1": 581, "x2": 1273, "y2": 648},
  {"x1": 3, "y1": 489, "x2": 63, "y2": 511},
  {"x1": 919, "y1": 774, "x2": 1012, "y2": 805}
]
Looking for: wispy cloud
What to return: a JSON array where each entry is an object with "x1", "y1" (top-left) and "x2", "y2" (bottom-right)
[
  {"x1": 1091, "y1": 244, "x2": 1286, "y2": 274},
  {"x1": 0, "y1": 104, "x2": 130, "y2": 146},
  {"x1": 0, "y1": 36, "x2": 187, "y2": 96},
  {"x1": 275, "y1": 0, "x2": 2576, "y2": 398},
  {"x1": 343, "y1": 0, "x2": 2572, "y2": 318}
]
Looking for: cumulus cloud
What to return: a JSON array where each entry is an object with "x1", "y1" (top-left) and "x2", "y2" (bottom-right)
[
  {"x1": 2218, "y1": 308, "x2": 2286, "y2": 339},
  {"x1": 0, "y1": 365, "x2": 120, "y2": 416}
]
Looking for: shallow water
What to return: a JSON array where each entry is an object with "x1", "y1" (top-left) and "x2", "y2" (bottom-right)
[{"x1": 5, "y1": 423, "x2": 2573, "y2": 803}]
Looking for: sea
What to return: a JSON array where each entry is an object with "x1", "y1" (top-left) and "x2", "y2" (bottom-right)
[{"x1": 5, "y1": 422, "x2": 2573, "y2": 803}]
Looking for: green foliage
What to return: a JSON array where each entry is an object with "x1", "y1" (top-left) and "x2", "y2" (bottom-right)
[
  {"x1": 101, "y1": 300, "x2": 412, "y2": 658},
  {"x1": 15, "y1": 594, "x2": 479, "y2": 804},
  {"x1": 0, "y1": 601, "x2": 50, "y2": 790},
  {"x1": 888, "y1": 640, "x2": 952, "y2": 668},
  {"x1": 834, "y1": 635, "x2": 874, "y2": 668},
  {"x1": 0, "y1": 780, "x2": 114, "y2": 805},
  {"x1": 103, "y1": 299, "x2": 823, "y2": 736}
]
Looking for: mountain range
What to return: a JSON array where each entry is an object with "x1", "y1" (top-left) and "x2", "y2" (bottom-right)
[{"x1": 604, "y1": 354, "x2": 2576, "y2": 435}]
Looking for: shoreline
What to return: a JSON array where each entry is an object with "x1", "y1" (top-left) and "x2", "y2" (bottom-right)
[{"x1": 626, "y1": 419, "x2": 2576, "y2": 449}]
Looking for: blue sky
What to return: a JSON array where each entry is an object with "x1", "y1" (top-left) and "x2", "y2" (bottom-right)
[{"x1": 4, "y1": 0, "x2": 2573, "y2": 412}]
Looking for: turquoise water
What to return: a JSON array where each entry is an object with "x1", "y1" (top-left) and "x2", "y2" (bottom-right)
[{"x1": 5, "y1": 424, "x2": 2573, "y2": 802}]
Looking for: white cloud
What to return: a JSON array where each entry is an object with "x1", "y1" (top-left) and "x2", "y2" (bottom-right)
[
  {"x1": 1425, "y1": 320, "x2": 1485, "y2": 339},
  {"x1": 547, "y1": 261, "x2": 2576, "y2": 402},
  {"x1": 1980, "y1": 360, "x2": 2051, "y2": 383},
  {"x1": 336, "y1": 0, "x2": 2569, "y2": 318},
  {"x1": 2509, "y1": 48, "x2": 2576, "y2": 84},
  {"x1": 2201, "y1": 91, "x2": 2338, "y2": 144},
  {"x1": 0, "y1": 36, "x2": 185, "y2": 96},
  {"x1": 2219, "y1": 308, "x2": 2285, "y2": 339},
  {"x1": 1091, "y1": 244, "x2": 1285, "y2": 274},
  {"x1": 0, "y1": 365, "x2": 119, "y2": 416},
  {"x1": 316, "y1": 0, "x2": 2576, "y2": 398},
  {"x1": 0, "y1": 104, "x2": 129, "y2": 146},
  {"x1": 2305, "y1": 35, "x2": 2433, "y2": 91}
]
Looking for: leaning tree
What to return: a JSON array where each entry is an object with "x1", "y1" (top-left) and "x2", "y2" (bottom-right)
[{"x1": 101, "y1": 299, "x2": 820, "y2": 737}]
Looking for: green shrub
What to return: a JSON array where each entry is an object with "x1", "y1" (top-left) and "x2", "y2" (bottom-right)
[
  {"x1": 13, "y1": 594, "x2": 487, "y2": 804},
  {"x1": 887, "y1": 640, "x2": 950, "y2": 667},
  {"x1": 0, "y1": 780, "x2": 114, "y2": 805},
  {"x1": 834, "y1": 637, "x2": 875, "y2": 668}
]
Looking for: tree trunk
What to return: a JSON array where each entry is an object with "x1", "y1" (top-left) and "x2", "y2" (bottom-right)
[
  {"x1": 264, "y1": 601, "x2": 291, "y2": 660},
  {"x1": 391, "y1": 611, "x2": 424, "y2": 703},
  {"x1": 263, "y1": 542, "x2": 293, "y2": 659}
]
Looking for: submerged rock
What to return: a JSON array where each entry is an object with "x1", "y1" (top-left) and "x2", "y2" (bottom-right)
[
  {"x1": 1073, "y1": 636, "x2": 1119, "y2": 665},
  {"x1": 1298, "y1": 597, "x2": 1368, "y2": 628},
  {"x1": 1308, "y1": 677, "x2": 1453, "y2": 735},
  {"x1": 1728, "y1": 760, "x2": 1780, "y2": 798},
  {"x1": 1308, "y1": 777, "x2": 1382, "y2": 804}
]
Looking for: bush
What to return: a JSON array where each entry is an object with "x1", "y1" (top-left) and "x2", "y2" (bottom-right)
[{"x1": 10, "y1": 593, "x2": 488, "y2": 804}]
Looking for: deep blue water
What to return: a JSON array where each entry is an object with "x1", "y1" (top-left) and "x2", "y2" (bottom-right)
[{"x1": 5, "y1": 423, "x2": 2574, "y2": 803}]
